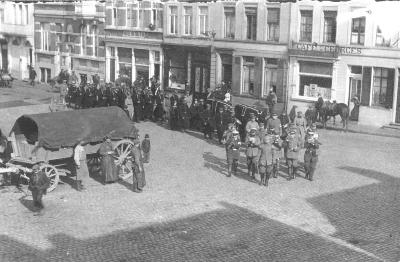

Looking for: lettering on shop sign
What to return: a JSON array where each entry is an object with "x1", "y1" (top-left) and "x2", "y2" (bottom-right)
[
  {"x1": 289, "y1": 42, "x2": 362, "y2": 58},
  {"x1": 106, "y1": 30, "x2": 162, "y2": 40}
]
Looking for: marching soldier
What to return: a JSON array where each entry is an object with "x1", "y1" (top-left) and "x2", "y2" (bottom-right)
[
  {"x1": 258, "y1": 133, "x2": 273, "y2": 187},
  {"x1": 226, "y1": 129, "x2": 241, "y2": 177},
  {"x1": 304, "y1": 124, "x2": 321, "y2": 181},
  {"x1": 285, "y1": 128, "x2": 301, "y2": 180},
  {"x1": 245, "y1": 128, "x2": 261, "y2": 179}
]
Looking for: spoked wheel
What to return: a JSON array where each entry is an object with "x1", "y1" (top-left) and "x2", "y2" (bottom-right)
[
  {"x1": 113, "y1": 140, "x2": 135, "y2": 180},
  {"x1": 40, "y1": 164, "x2": 59, "y2": 193}
]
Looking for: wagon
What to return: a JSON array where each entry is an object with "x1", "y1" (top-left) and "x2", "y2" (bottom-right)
[
  {"x1": 0, "y1": 72, "x2": 13, "y2": 88},
  {"x1": 2, "y1": 106, "x2": 139, "y2": 192}
]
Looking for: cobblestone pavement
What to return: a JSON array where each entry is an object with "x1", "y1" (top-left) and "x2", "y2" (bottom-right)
[{"x1": 0, "y1": 119, "x2": 399, "y2": 262}]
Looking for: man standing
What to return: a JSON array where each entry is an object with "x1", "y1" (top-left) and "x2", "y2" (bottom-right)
[
  {"x1": 271, "y1": 129, "x2": 283, "y2": 178},
  {"x1": 74, "y1": 140, "x2": 89, "y2": 191},
  {"x1": 266, "y1": 87, "x2": 277, "y2": 114},
  {"x1": 202, "y1": 104, "x2": 213, "y2": 139},
  {"x1": 304, "y1": 125, "x2": 321, "y2": 181},
  {"x1": 245, "y1": 113, "x2": 259, "y2": 136},
  {"x1": 28, "y1": 164, "x2": 50, "y2": 210},
  {"x1": 285, "y1": 129, "x2": 301, "y2": 180},
  {"x1": 131, "y1": 138, "x2": 146, "y2": 193},
  {"x1": 225, "y1": 129, "x2": 241, "y2": 177},
  {"x1": 265, "y1": 113, "x2": 282, "y2": 136},
  {"x1": 131, "y1": 88, "x2": 142, "y2": 123},
  {"x1": 245, "y1": 128, "x2": 260, "y2": 179},
  {"x1": 215, "y1": 107, "x2": 225, "y2": 144},
  {"x1": 257, "y1": 134, "x2": 273, "y2": 187},
  {"x1": 29, "y1": 66, "x2": 37, "y2": 87}
]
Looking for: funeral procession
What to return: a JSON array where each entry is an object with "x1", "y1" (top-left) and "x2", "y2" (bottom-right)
[{"x1": 0, "y1": 0, "x2": 400, "y2": 261}]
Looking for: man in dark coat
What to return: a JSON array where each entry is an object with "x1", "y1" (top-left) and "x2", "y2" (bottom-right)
[
  {"x1": 266, "y1": 88, "x2": 278, "y2": 115},
  {"x1": 143, "y1": 87, "x2": 153, "y2": 120},
  {"x1": 285, "y1": 128, "x2": 301, "y2": 180},
  {"x1": 130, "y1": 139, "x2": 146, "y2": 193},
  {"x1": 178, "y1": 97, "x2": 190, "y2": 131},
  {"x1": 29, "y1": 66, "x2": 37, "y2": 87},
  {"x1": 265, "y1": 113, "x2": 282, "y2": 136},
  {"x1": 304, "y1": 126, "x2": 321, "y2": 181},
  {"x1": 153, "y1": 90, "x2": 164, "y2": 122},
  {"x1": 131, "y1": 88, "x2": 143, "y2": 122},
  {"x1": 215, "y1": 107, "x2": 225, "y2": 144},
  {"x1": 202, "y1": 104, "x2": 213, "y2": 139},
  {"x1": 75, "y1": 85, "x2": 85, "y2": 109},
  {"x1": 28, "y1": 164, "x2": 50, "y2": 210}
]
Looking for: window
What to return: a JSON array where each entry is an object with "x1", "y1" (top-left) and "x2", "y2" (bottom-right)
[
  {"x1": 199, "y1": 6, "x2": 208, "y2": 36},
  {"x1": 169, "y1": 6, "x2": 178, "y2": 34},
  {"x1": 112, "y1": 8, "x2": 117, "y2": 26},
  {"x1": 86, "y1": 26, "x2": 97, "y2": 57},
  {"x1": 224, "y1": 7, "x2": 235, "y2": 39},
  {"x1": 246, "y1": 8, "x2": 257, "y2": 40},
  {"x1": 184, "y1": 7, "x2": 193, "y2": 35},
  {"x1": 18, "y1": 5, "x2": 23, "y2": 25},
  {"x1": 151, "y1": 3, "x2": 163, "y2": 29},
  {"x1": 25, "y1": 5, "x2": 29, "y2": 25},
  {"x1": 298, "y1": 61, "x2": 333, "y2": 99},
  {"x1": 351, "y1": 17, "x2": 365, "y2": 45},
  {"x1": 267, "y1": 8, "x2": 280, "y2": 42},
  {"x1": 376, "y1": 26, "x2": 391, "y2": 47},
  {"x1": 221, "y1": 54, "x2": 232, "y2": 84},
  {"x1": 127, "y1": 3, "x2": 138, "y2": 28},
  {"x1": 40, "y1": 23, "x2": 49, "y2": 51},
  {"x1": 80, "y1": 25, "x2": 87, "y2": 55},
  {"x1": 263, "y1": 58, "x2": 278, "y2": 97},
  {"x1": 139, "y1": 2, "x2": 151, "y2": 29},
  {"x1": 0, "y1": 9, "x2": 4, "y2": 23},
  {"x1": 323, "y1": 11, "x2": 337, "y2": 43},
  {"x1": 372, "y1": 67, "x2": 393, "y2": 107},
  {"x1": 300, "y1": 10, "x2": 313, "y2": 42},
  {"x1": 242, "y1": 57, "x2": 255, "y2": 95}
]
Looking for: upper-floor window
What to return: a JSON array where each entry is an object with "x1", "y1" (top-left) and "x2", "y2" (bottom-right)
[
  {"x1": 376, "y1": 26, "x2": 391, "y2": 47},
  {"x1": 199, "y1": 6, "x2": 208, "y2": 36},
  {"x1": 323, "y1": 11, "x2": 336, "y2": 43},
  {"x1": 300, "y1": 10, "x2": 313, "y2": 42},
  {"x1": 40, "y1": 23, "x2": 49, "y2": 51},
  {"x1": 127, "y1": 3, "x2": 138, "y2": 28},
  {"x1": 112, "y1": 8, "x2": 117, "y2": 26},
  {"x1": 242, "y1": 56, "x2": 255, "y2": 95},
  {"x1": 267, "y1": 8, "x2": 280, "y2": 42},
  {"x1": 246, "y1": 7, "x2": 257, "y2": 41},
  {"x1": 184, "y1": 7, "x2": 193, "y2": 35},
  {"x1": 139, "y1": 4, "x2": 151, "y2": 28},
  {"x1": 169, "y1": 6, "x2": 178, "y2": 34},
  {"x1": 80, "y1": 25, "x2": 87, "y2": 55},
  {"x1": 224, "y1": 7, "x2": 235, "y2": 39},
  {"x1": 86, "y1": 25, "x2": 97, "y2": 57},
  {"x1": 351, "y1": 17, "x2": 365, "y2": 45},
  {"x1": 151, "y1": 3, "x2": 163, "y2": 29}
]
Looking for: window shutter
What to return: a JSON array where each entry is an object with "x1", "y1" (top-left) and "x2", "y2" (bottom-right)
[
  {"x1": 232, "y1": 56, "x2": 241, "y2": 95},
  {"x1": 106, "y1": 9, "x2": 112, "y2": 25},
  {"x1": 361, "y1": 67, "x2": 371, "y2": 106}
]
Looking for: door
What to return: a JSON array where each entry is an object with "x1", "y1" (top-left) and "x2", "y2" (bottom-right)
[
  {"x1": 1, "y1": 44, "x2": 8, "y2": 72},
  {"x1": 110, "y1": 58, "x2": 115, "y2": 82},
  {"x1": 191, "y1": 64, "x2": 209, "y2": 100},
  {"x1": 396, "y1": 72, "x2": 400, "y2": 123},
  {"x1": 20, "y1": 56, "x2": 28, "y2": 80},
  {"x1": 46, "y1": 68, "x2": 51, "y2": 83},
  {"x1": 348, "y1": 76, "x2": 362, "y2": 121}
]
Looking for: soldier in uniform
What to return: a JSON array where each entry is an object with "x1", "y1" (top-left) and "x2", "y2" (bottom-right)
[
  {"x1": 304, "y1": 124, "x2": 321, "y2": 181},
  {"x1": 258, "y1": 122, "x2": 267, "y2": 141},
  {"x1": 226, "y1": 129, "x2": 241, "y2": 177},
  {"x1": 285, "y1": 128, "x2": 301, "y2": 180},
  {"x1": 28, "y1": 164, "x2": 50, "y2": 210},
  {"x1": 258, "y1": 133, "x2": 273, "y2": 187},
  {"x1": 266, "y1": 113, "x2": 282, "y2": 136},
  {"x1": 271, "y1": 129, "x2": 283, "y2": 178},
  {"x1": 265, "y1": 88, "x2": 278, "y2": 115},
  {"x1": 202, "y1": 104, "x2": 213, "y2": 139},
  {"x1": 294, "y1": 111, "x2": 307, "y2": 148},
  {"x1": 215, "y1": 107, "x2": 225, "y2": 144},
  {"x1": 75, "y1": 85, "x2": 85, "y2": 109},
  {"x1": 305, "y1": 105, "x2": 317, "y2": 127},
  {"x1": 130, "y1": 138, "x2": 146, "y2": 193},
  {"x1": 245, "y1": 113, "x2": 259, "y2": 136},
  {"x1": 245, "y1": 128, "x2": 261, "y2": 179},
  {"x1": 109, "y1": 88, "x2": 119, "y2": 107},
  {"x1": 131, "y1": 87, "x2": 143, "y2": 122}
]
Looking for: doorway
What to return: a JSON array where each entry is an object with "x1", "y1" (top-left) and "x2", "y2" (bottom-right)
[
  {"x1": 348, "y1": 76, "x2": 362, "y2": 121},
  {"x1": 191, "y1": 64, "x2": 209, "y2": 100}
]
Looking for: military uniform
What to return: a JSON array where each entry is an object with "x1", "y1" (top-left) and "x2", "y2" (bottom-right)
[
  {"x1": 304, "y1": 128, "x2": 321, "y2": 181},
  {"x1": 258, "y1": 135, "x2": 273, "y2": 186},
  {"x1": 285, "y1": 130, "x2": 301, "y2": 180},
  {"x1": 245, "y1": 130, "x2": 261, "y2": 179},
  {"x1": 226, "y1": 130, "x2": 241, "y2": 177},
  {"x1": 265, "y1": 117, "x2": 282, "y2": 136},
  {"x1": 131, "y1": 89, "x2": 143, "y2": 122}
]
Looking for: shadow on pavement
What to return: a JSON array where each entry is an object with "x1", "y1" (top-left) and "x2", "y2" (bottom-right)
[
  {"x1": 308, "y1": 166, "x2": 400, "y2": 262},
  {"x1": 0, "y1": 201, "x2": 379, "y2": 262}
]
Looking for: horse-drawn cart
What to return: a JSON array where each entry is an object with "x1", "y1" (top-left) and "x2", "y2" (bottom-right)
[{"x1": 0, "y1": 106, "x2": 139, "y2": 192}]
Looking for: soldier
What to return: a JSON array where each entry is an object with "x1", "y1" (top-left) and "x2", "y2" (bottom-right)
[
  {"x1": 28, "y1": 164, "x2": 50, "y2": 210},
  {"x1": 265, "y1": 88, "x2": 278, "y2": 115},
  {"x1": 215, "y1": 107, "x2": 225, "y2": 144},
  {"x1": 258, "y1": 122, "x2": 267, "y2": 141},
  {"x1": 304, "y1": 127, "x2": 321, "y2": 181},
  {"x1": 109, "y1": 88, "x2": 119, "y2": 107},
  {"x1": 258, "y1": 133, "x2": 273, "y2": 187},
  {"x1": 226, "y1": 129, "x2": 241, "y2": 177},
  {"x1": 295, "y1": 111, "x2": 307, "y2": 147},
  {"x1": 130, "y1": 138, "x2": 146, "y2": 193},
  {"x1": 305, "y1": 104, "x2": 317, "y2": 127},
  {"x1": 131, "y1": 87, "x2": 142, "y2": 123},
  {"x1": 170, "y1": 102, "x2": 180, "y2": 131},
  {"x1": 189, "y1": 98, "x2": 199, "y2": 129},
  {"x1": 245, "y1": 128, "x2": 261, "y2": 179},
  {"x1": 285, "y1": 128, "x2": 301, "y2": 180},
  {"x1": 75, "y1": 85, "x2": 85, "y2": 109},
  {"x1": 202, "y1": 104, "x2": 213, "y2": 139},
  {"x1": 266, "y1": 113, "x2": 282, "y2": 136},
  {"x1": 279, "y1": 111, "x2": 290, "y2": 130},
  {"x1": 271, "y1": 129, "x2": 283, "y2": 178},
  {"x1": 153, "y1": 89, "x2": 164, "y2": 122},
  {"x1": 178, "y1": 97, "x2": 190, "y2": 132},
  {"x1": 245, "y1": 113, "x2": 259, "y2": 136}
]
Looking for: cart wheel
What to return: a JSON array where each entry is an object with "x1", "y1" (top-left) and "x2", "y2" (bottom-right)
[
  {"x1": 113, "y1": 139, "x2": 135, "y2": 180},
  {"x1": 40, "y1": 164, "x2": 59, "y2": 193}
]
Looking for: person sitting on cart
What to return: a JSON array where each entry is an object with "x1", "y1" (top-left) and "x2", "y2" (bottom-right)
[
  {"x1": 99, "y1": 136, "x2": 118, "y2": 184},
  {"x1": 28, "y1": 164, "x2": 50, "y2": 211}
]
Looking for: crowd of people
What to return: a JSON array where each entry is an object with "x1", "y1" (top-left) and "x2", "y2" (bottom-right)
[{"x1": 223, "y1": 110, "x2": 321, "y2": 187}]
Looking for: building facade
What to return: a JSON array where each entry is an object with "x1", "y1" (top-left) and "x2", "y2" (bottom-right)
[
  {"x1": 287, "y1": 0, "x2": 400, "y2": 126},
  {"x1": 163, "y1": 0, "x2": 291, "y2": 109},
  {"x1": 34, "y1": 1, "x2": 106, "y2": 83},
  {"x1": 104, "y1": 0, "x2": 163, "y2": 86},
  {"x1": 0, "y1": 1, "x2": 34, "y2": 80}
]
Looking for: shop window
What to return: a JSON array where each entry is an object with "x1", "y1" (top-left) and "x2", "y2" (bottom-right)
[
  {"x1": 242, "y1": 57, "x2": 255, "y2": 95},
  {"x1": 118, "y1": 47, "x2": 132, "y2": 79},
  {"x1": 221, "y1": 54, "x2": 232, "y2": 84},
  {"x1": 224, "y1": 7, "x2": 235, "y2": 39},
  {"x1": 351, "y1": 66, "x2": 362, "y2": 74},
  {"x1": 323, "y1": 11, "x2": 337, "y2": 43},
  {"x1": 184, "y1": 7, "x2": 193, "y2": 35},
  {"x1": 199, "y1": 6, "x2": 208, "y2": 36},
  {"x1": 376, "y1": 26, "x2": 391, "y2": 47},
  {"x1": 135, "y1": 49, "x2": 149, "y2": 66},
  {"x1": 300, "y1": 10, "x2": 313, "y2": 42},
  {"x1": 351, "y1": 17, "x2": 365, "y2": 45},
  {"x1": 298, "y1": 61, "x2": 332, "y2": 99},
  {"x1": 169, "y1": 6, "x2": 178, "y2": 34},
  {"x1": 372, "y1": 67, "x2": 394, "y2": 108},
  {"x1": 40, "y1": 23, "x2": 50, "y2": 51},
  {"x1": 263, "y1": 58, "x2": 278, "y2": 97},
  {"x1": 267, "y1": 8, "x2": 280, "y2": 42},
  {"x1": 246, "y1": 8, "x2": 257, "y2": 41}
]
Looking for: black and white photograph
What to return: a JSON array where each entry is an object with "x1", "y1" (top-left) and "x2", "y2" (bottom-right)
[{"x1": 0, "y1": 0, "x2": 399, "y2": 261}]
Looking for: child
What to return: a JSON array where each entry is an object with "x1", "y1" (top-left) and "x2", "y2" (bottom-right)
[{"x1": 141, "y1": 134, "x2": 151, "y2": 163}]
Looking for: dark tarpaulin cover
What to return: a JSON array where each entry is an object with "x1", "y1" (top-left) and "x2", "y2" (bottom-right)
[{"x1": 13, "y1": 107, "x2": 138, "y2": 150}]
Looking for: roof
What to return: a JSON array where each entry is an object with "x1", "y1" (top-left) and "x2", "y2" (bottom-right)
[{"x1": 12, "y1": 107, "x2": 138, "y2": 150}]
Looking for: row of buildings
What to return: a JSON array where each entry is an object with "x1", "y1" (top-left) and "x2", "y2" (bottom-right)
[{"x1": 1, "y1": 0, "x2": 400, "y2": 126}]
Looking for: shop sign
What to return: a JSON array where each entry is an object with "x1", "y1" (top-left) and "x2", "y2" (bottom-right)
[
  {"x1": 289, "y1": 42, "x2": 362, "y2": 58},
  {"x1": 106, "y1": 30, "x2": 162, "y2": 40}
]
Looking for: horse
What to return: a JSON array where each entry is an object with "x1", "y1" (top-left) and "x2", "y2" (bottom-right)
[{"x1": 316, "y1": 100, "x2": 349, "y2": 131}]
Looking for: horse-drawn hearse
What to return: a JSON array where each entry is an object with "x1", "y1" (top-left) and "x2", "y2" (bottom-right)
[{"x1": 0, "y1": 106, "x2": 139, "y2": 192}]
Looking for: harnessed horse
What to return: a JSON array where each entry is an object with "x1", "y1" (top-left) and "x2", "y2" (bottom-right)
[{"x1": 315, "y1": 100, "x2": 349, "y2": 131}]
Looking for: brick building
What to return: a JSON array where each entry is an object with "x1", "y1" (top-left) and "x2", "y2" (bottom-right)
[
  {"x1": 0, "y1": 1, "x2": 34, "y2": 80},
  {"x1": 287, "y1": 0, "x2": 400, "y2": 126},
  {"x1": 104, "y1": 0, "x2": 163, "y2": 85},
  {"x1": 33, "y1": 1, "x2": 106, "y2": 83}
]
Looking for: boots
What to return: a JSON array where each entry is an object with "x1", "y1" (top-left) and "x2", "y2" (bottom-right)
[
  {"x1": 233, "y1": 161, "x2": 238, "y2": 175},
  {"x1": 293, "y1": 167, "x2": 297, "y2": 179},
  {"x1": 259, "y1": 173, "x2": 264, "y2": 186},
  {"x1": 288, "y1": 167, "x2": 293, "y2": 181},
  {"x1": 273, "y1": 162, "x2": 279, "y2": 178}
]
